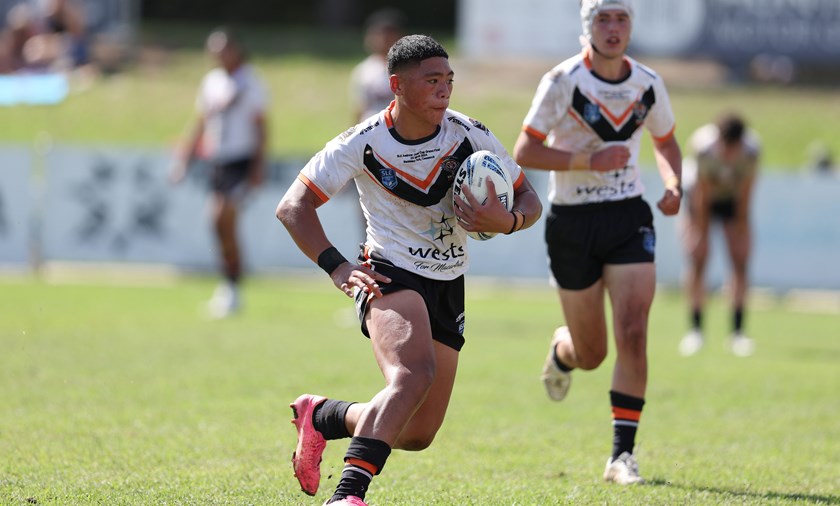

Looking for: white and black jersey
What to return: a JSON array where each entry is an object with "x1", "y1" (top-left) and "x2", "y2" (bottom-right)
[
  {"x1": 522, "y1": 52, "x2": 676, "y2": 206},
  {"x1": 299, "y1": 102, "x2": 526, "y2": 281}
]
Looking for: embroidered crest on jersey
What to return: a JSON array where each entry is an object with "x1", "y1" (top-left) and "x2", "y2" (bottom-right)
[
  {"x1": 440, "y1": 156, "x2": 461, "y2": 183},
  {"x1": 380, "y1": 168, "x2": 398, "y2": 189},
  {"x1": 572, "y1": 86, "x2": 656, "y2": 142},
  {"x1": 363, "y1": 140, "x2": 476, "y2": 207},
  {"x1": 633, "y1": 102, "x2": 648, "y2": 125},
  {"x1": 583, "y1": 103, "x2": 601, "y2": 123}
]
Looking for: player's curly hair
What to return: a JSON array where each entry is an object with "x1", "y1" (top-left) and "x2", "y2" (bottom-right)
[{"x1": 386, "y1": 34, "x2": 448, "y2": 75}]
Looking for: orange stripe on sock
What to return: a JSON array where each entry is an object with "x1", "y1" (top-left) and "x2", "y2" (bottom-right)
[
  {"x1": 612, "y1": 407, "x2": 642, "y2": 422},
  {"x1": 346, "y1": 458, "x2": 378, "y2": 475}
]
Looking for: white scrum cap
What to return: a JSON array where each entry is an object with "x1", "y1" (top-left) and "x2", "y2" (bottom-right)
[{"x1": 580, "y1": 0, "x2": 634, "y2": 42}]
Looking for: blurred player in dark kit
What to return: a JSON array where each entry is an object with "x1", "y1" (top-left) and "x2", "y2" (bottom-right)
[{"x1": 170, "y1": 28, "x2": 269, "y2": 318}]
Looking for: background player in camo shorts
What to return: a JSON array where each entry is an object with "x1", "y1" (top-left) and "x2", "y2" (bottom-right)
[{"x1": 678, "y1": 112, "x2": 760, "y2": 358}]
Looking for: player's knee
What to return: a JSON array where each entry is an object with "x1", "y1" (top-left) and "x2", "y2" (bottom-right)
[
  {"x1": 615, "y1": 322, "x2": 647, "y2": 357},
  {"x1": 576, "y1": 347, "x2": 607, "y2": 370}
]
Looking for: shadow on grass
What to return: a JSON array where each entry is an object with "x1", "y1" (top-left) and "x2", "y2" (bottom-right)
[{"x1": 647, "y1": 478, "x2": 840, "y2": 505}]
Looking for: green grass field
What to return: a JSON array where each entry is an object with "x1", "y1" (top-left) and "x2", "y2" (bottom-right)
[
  {"x1": 1, "y1": 23, "x2": 838, "y2": 170},
  {"x1": 2, "y1": 274, "x2": 838, "y2": 505}
]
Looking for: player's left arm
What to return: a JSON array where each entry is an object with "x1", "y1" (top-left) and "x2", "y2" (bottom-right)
[
  {"x1": 652, "y1": 133, "x2": 682, "y2": 216},
  {"x1": 510, "y1": 175, "x2": 542, "y2": 233}
]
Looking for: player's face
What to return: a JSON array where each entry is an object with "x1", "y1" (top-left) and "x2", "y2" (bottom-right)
[
  {"x1": 394, "y1": 56, "x2": 454, "y2": 130},
  {"x1": 591, "y1": 9, "x2": 631, "y2": 58}
]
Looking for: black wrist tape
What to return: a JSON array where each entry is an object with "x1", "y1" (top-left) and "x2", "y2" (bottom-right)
[{"x1": 317, "y1": 246, "x2": 347, "y2": 275}]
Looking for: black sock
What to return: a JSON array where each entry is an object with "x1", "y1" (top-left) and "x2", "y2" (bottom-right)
[
  {"x1": 610, "y1": 390, "x2": 645, "y2": 460},
  {"x1": 733, "y1": 307, "x2": 744, "y2": 334},
  {"x1": 691, "y1": 308, "x2": 702, "y2": 331},
  {"x1": 551, "y1": 342, "x2": 573, "y2": 372},
  {"x1": 328, "y1": 465, "x2": 373, "y2": 503},
  {"x1": 313, "y1": 399, "x2": 355, "y2": 440},
  {"x1": 329, "y1": 437, "x2": 391, "y2": 502}
]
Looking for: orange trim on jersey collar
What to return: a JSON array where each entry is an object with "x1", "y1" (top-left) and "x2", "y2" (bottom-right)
[
  {"x1": 370, "y1": 142, "x2": 458, "y2": 191},
  {"x1": 385, "y1": 101, "x2": 396, "y2": 129},
  {"x1": 297, "y1": 173, "x2": 329, "y2": 203}
]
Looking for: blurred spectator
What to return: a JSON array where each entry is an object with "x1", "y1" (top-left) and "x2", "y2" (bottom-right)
[
  {"x1": 348, "y1": 8, "x2": 405, "y2": 123},
  {"x1": 0, "y1": 0, "x2": 90, "y2": 74},
  {"x1": 0, "y1": 3, "x2": 41, "y2": 73},
  {"x1": 679, "y1": 112, "x2": 759, "y2": 357},
  {"x1": 169, "y1": 28, "x2": 270, "y2": 318}
]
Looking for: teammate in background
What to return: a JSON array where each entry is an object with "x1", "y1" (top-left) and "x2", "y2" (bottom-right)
[
  {"x1": 513, "y1": 0, "x2": 681, "y2": 485},
  {"x1": 349, "y1": 8, "x2": 405, "y2": 123},
  {"x1": 678, "y1": 113, "x2": 759, "y2": 357},
  {"x1": 343, "y1": 9, "x2": 406, "y2": 243},
  {"x1": 276, "y1": 35, "x2": 542, "y2": 505},
  {"x1": 170, "y1": 28, "x2": 269, "y2": 318}
]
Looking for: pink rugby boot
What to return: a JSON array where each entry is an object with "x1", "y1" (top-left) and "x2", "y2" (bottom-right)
[{"x1": 290, "y1": 394, "x2": 327, "y2": 495}]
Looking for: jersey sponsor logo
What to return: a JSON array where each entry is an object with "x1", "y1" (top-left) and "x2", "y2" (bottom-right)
[
  {"x1": 408, "y1": 242, "x2": 465, "y2": 262},
  {"x1": 410, "y1": 213, "x2": 464, "y2": 273},
  {"x1": 575, "y1": 180, "x2": 637, "y2": 199},
  {"x1": 468, "y1": 118, "x2": 489, "y2": 135},
  {"x1": 447, "y1": 116, "x2": 471, "y2": 131},
  {"x1": 421, "y1": 212, "x2": 456, "y2": 244},
  {"x1": 571, "y1": 85, "x2": 656, "y2": 142},
  {"x1": 359, "y1": 121, "x2": 379, "y2": 136},
  {"x1": 413, "y1": 257, "x2": 466, "y2": 274}
]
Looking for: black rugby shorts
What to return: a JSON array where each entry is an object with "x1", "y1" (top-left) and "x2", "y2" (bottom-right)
[
  {"x1": 210, "y1": 158, "x2": 253, "y2": 197},
  {"x1": 354, "y1": 255, "x2": 466, "y2": 351},
  {"x1": 545, "y1": 196, "x2": 655, "y2": 290}
]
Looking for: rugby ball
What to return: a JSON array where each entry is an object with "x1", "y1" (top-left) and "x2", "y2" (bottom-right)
[{"x1": 452, "y1": 150, "x2": 515, "y2": 240}]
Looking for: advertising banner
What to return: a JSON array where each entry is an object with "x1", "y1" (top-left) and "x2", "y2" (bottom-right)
[
  {"x1": 0, "y1": 147, "x2": 31, "y2": 266},
  {"x1": 458, "y1": 0, "x2": 840, "y2": 65}
]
